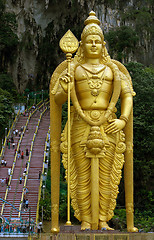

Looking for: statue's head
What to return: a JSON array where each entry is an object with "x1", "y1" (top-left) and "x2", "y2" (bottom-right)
[
  {"x1": 81, "y1": 11, "x2": 104, "y2": 43},
  {"x1": 75, "y1": 11, "x2": 110, "y2": 63}
]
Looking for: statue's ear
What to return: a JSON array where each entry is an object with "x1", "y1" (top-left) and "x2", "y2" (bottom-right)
[{"x1": 80, "y1": 40, "x2": 84, "y2": 47}]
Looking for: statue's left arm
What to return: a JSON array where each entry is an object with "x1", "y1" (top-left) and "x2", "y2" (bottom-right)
[
  {"x1": 105, "y1": 68, "x2": 138, "y2": 232},
  {"x1": 105, "y1": 79, "x2": 133, "y2": 134}
]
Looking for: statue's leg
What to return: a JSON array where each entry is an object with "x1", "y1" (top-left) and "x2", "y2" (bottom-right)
[
  {"x1": 62, "y1": 114, "x2": 91, "y2": 229},
  {"x1": 124, "y1": 110, "x2": 138, "y2": 232},
  {"x1": 99, "y1": 142, "x2": 115, "y2": 230},
  {"x1": 72, "y1": 142, "x2": 91, "y2": 229},
  {"x1": 71, "y1": 117, "x2": 91, "y2": 229}
]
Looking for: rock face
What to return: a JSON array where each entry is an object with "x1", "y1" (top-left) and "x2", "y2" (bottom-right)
[{"x1": 5, "y1": 0, "x2": 154, "y2": 92}]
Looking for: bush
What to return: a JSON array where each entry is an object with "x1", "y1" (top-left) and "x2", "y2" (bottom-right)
[{"x1": 105, "y1": 26, "x2": 138, "y2": 61}]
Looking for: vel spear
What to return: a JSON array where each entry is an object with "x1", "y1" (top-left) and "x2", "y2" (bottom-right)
[{"x1": 59, "y1": 30, "x2": 79, "y2": 225}]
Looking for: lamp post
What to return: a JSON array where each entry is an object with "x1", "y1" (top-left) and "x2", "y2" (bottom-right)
[
  {"x1": 12, "y1": 112, "x2": 14, "y2": 122},
  {"x1": 42, "y1": 90, "x2": 43, "y2": 102},
  {"x1": 29, "y1": 207, "x2": 31, "y2": 237},
  {"x1": 42, "y1": 184, "x2": 45, "y2": 200},
  {"x1": 34, "y1": 93, "x2": 36, "y2": 105},
  {"x1": 27, "y1": 94, "x2": 29, "y2": 108},
  {"x1": 42, "y1": 184, "x2": 45, "y2": 225},
  {"x1": 0, "y1": 217, "x2": 2, "y2": 233},
  {"x1": 5, "y1": 128, "x2": 7, "y2": 138}
]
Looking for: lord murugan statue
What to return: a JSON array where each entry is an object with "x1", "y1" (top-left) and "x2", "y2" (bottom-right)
[{"x1": 50, "y1": 11, "x2": 138, "y2": 233}]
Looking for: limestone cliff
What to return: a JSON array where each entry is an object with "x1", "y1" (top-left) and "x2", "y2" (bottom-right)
[{"x1": 4, "y1": 0, "x2": 154, "y2": 92}]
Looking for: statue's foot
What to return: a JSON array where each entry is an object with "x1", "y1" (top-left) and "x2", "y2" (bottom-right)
[
  {"x1": 99, "y1": 221, "x2": 114, "y2": 230},
  {"x1": 51, "y1": 227, "x2": 60, "y2": 234},
  {"x1": 127, "y1": 227, "x2": 138, "y2": 232},
  {"x1": 81, "y1": 221, "x2": 91, "y2": 230}
]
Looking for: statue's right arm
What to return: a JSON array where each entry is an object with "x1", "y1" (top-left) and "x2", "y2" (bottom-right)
[
  {"x1": 54, "y1": 62, "x2": 74, "y2": 105},
  {"x1": 54, "y1": 83, "x2": 68, "y2": 105}
]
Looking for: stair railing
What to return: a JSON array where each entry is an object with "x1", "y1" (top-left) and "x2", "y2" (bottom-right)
[
  {"x1": 18, "y1": 106, "x2": 48, "y2": 218},
  {"x1": 0, "y1": 98, "x2": 46, "y2": 164},
  {"x1": 0, "y1": 110, "x2": 20, "y2": 164},
  {"x1": 35, "y1": 126, "x2": 50, "y2": 224},
  {"x1": 0, "y1": 117, "x2": 27, "y2": 216},
  {"x1": 0, "y1": 104, "x2": 44, "y2": 216},
  {"x1": 1, "y1": 101, "x2": 48, "y2": 216}
]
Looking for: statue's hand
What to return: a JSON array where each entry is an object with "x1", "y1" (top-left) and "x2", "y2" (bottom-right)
[
  {"x1": 59, "y1": 73, "x2": 73, "y2": 93},
  {"x1": 105, "y1": 119, "x2": 126, "y2": 134}
]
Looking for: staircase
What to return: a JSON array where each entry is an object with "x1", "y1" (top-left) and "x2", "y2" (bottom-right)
[{"x1": 0, "y1": 104, "x2": 50, "y2": 223}]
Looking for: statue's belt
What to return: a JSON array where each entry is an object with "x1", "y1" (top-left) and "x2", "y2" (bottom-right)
[
  {"x1": 73, "y1": 109, "x2": 114, "y2": 123},
  {"x1": 84, "y1": 110, "x2": 105, "y2": 121}
]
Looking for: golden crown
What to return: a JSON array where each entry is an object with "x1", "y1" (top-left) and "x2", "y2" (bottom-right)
[{"x1": 81, "y1": 11, "x2": 104, "y2": 41}]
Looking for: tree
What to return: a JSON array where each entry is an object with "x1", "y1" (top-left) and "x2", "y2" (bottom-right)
[
  {"x1": 0, "y1": 0, "x2": 18, "y2": 71},
  {"x1": 0, "y1": 88, "x2": 14, "y2": 136},
  {"x1": 0, "y1": 73, "x2": 18, "y2": 100},
  {"x1": 125, "y1": 62, "x2": 154, "y2": 208},
  {"x1": 105, "y1": 26, "x2": 138, "y2": 62}
]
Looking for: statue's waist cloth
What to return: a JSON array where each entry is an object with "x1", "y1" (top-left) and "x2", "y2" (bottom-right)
[{"x1": 61, "y1": 107, "x2": 126, "y2": 223}]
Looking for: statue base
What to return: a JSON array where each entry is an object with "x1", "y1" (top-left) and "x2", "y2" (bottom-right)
[
  {"x1": 50, "y1": 225, "x2": 153, "y2": 240},
  {"x1": 30, "y1": 225, "x2": 154, "y2": 240},
  {"x1": 50, "y1": 232, "x2": 153, "y2": 240}
]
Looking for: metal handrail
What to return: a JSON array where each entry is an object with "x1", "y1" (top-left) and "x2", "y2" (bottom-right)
[
  {"x1": 0, "y1": 106, "x2": 39, "y2": 216},
  {"x1": 0, "y1": 110, "x2": 20, "y2": 163},
  {"x1": 18, "y1": 105, "x2": 48, "y2": 218},
  {"x1": 35, "y1": 126, "x2": 50, "y2": 224}
]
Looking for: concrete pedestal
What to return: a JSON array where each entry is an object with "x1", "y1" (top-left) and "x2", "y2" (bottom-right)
[{"x1": 30, "y1": 226, "x2": 154, "y2": 240}]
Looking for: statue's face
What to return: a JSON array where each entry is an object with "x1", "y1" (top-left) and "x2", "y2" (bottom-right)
[{"x1": 83, "y1": 35, "x2": 102, "y2": 59}]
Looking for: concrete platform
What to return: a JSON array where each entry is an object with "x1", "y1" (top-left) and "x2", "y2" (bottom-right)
[
  {"x1": 29, "y1": 232, "x2": 154, "y2": 240},
  {"x1": 51, "y1": 232, "x2": 154, "y2": 240},
  {"x1": 0, "y1": 233, "x2": 28, "y2": 239},
  {"x1": 0, "y1": 226, "x2": 153, "y2": 240},
  {"x1": 0, "y1": 232, "x2": 153, "y2": 240}
]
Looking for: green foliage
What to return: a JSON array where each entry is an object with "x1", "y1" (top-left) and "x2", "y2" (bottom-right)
[
  {"x1": 0, "y1": 73, "x2": 18, "y2": 100},
  {"x1": 111, "y1": 208, "x2": 154, "y2": 232},
  {"x1": 124, "y1": 62, "x2": 154, "y2": 210},
  {"x1": 110, "y1": 62, "x2": 154, "y2": 231},
  {"x1": 39, "y1": 191, "x2": 51, "y2": 221},
  {"x1": 0, "y1": 1, "x2": 18, "y2": 71},
  {"x1": 104, "y1": 1, "x2": 153, "y2": 62},
  {"x1": 59, "y1": 181, "x2": 67, "y2": 221},
  {"x1": 115, "y1": 63, "x2": 154, "y2": 229},
  {"x1": 121, "y1": 5, "x2": 153, "y2": 36},
  {"x1": 105, "y1": 26, "x2": 138, "y2": 61},
  {"x1": 36, "y1": 21, "x2": 57, "y2": 89},
  {"x1": 0, "y1": 88, "x2": 14, "y2": 135},
  {"x1": 59, "y1": 180, "x2": 79, "y2": 223},
  {"x1": 134, "y1": 208, "x2": 154, "y2": 232},
  {"x1": 46, "y1": 163, "x2": 51, "y2": 194},
  {"x1": 111, "y1": 209, "x2": 127, "y2": 231},
  {"x1": 0, "y1": 73, "x2": 26, "y2": 138},
  {"x1": 62, "y1": 102, "x2": 68, "y2": 130},
  {"x1": 0, "y1": 0, "x2": 5, "y2": 13},
  {"x1": 39, "y1": 169, "x2": 51, "y2": 221}
]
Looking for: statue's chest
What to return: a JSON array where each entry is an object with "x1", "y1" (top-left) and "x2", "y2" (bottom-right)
[{"x1": 75, "y1": 66, "x2": 113, "y2": 97}]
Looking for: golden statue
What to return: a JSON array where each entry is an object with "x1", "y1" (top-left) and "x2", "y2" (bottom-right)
[{"x1": 50, "y1": 11, "x2": 138, "y2": 233}]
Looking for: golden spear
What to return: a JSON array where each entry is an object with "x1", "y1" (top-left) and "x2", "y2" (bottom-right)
[{"x1": 59, "y1": 30, "x2": 79, "y2": 225}]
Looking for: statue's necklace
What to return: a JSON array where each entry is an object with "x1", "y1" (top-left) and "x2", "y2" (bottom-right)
[{"x1": 81, "y1": 65, "x2": 106, "y2": 96}]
